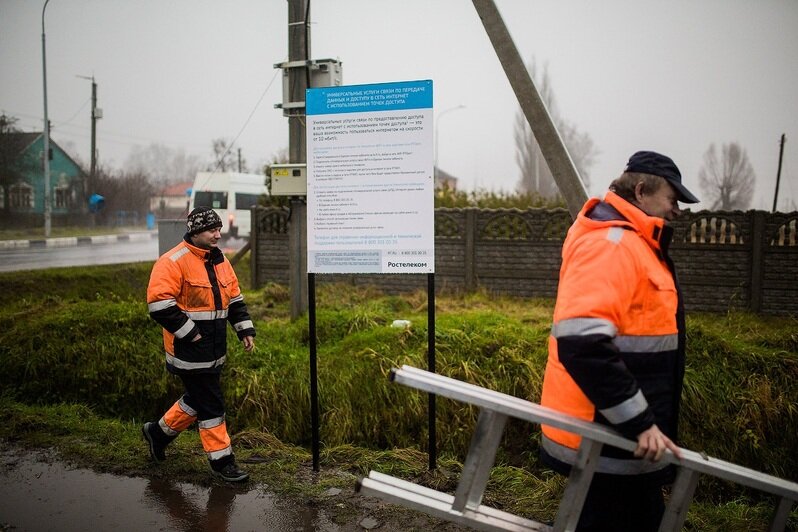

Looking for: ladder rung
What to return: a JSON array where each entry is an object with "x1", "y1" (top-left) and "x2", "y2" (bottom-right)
[
  {"x1": 552, "y1": 439, "x2": 602, "y2": 532},
  {"x1": 769, "y1": 497, "x2": 794, "y2": 532},
  {"x1": 659, "y1": 468, "x2": 700, "y2": 531},
  {"x1": 453, "y1": 409, "x2": 508, "y2": 512},
  {"x1": 360, "y1": 471, "x2": 552, "y2": 532}
]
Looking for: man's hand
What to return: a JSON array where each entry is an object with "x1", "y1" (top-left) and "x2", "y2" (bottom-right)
[
  {"x1": 635, "y1": 424, "x2": 683, "y2": 462},
  {"x1": 242, "y1": 336, "x2": 255, "y2": 352}
]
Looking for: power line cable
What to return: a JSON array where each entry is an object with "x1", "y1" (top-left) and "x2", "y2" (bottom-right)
[
  {"x1": 8, "y1": 108, "x2": 218, "y2": 153},
  {"x1": 197, "y1": 67, "x2": 281, "y2": 189},
  {"x1": 58, "y1": 97, "x2": 91, "y2": 127}
]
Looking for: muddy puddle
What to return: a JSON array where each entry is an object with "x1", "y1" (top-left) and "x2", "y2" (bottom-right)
[{"x1": 0, "y1": 448, "x2": 347, "y2": 531}]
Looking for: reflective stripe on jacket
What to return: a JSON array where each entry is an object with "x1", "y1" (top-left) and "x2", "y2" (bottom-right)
[
  {"x1": 147, "y1": 235, "x2": 256, "y2": 374},
  {"x1": 540, "y1": 191, "x2": 685, "y2": 477}
]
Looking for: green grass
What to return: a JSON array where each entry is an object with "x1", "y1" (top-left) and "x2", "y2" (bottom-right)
[
  {"x1": 0, "y1": 263, "x2": 795, "y2": 530},
  {"x1": 0, "y1": 262, "x2": 152, "y2": 303}
]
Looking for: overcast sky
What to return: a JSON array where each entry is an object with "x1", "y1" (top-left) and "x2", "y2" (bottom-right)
[{"x1": 2, "y1": 0, "x2": 797, "y2": 210}]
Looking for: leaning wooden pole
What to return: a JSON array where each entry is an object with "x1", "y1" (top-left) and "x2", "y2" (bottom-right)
[{"x1": 472, "y1": 0, "x2": 588, "y2": 219}]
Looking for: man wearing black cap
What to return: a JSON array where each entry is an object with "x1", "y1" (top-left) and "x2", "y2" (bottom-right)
[
  {"x1": 143, "y1": 206, "x2": 256, "y2": 482},
  {"x1": 539, "y1": 151, "x2": 699, "y2": 530}
]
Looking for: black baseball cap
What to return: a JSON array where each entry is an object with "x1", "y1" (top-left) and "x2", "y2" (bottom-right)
[{"x1": 625, "y1": 150, "x2": 699, "y2": 204}]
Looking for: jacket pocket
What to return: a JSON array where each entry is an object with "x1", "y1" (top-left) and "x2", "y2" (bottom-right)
[
  {"x1": 644, "y1": 270, "x2": 678, "y2": 328},
  {"x1": 184, "y1": 275, "x2": 211, "y2": 290},
  {"x1": 182, "y1": 277, "x2": 212, "y2": 311},
  {"x1": 215, "y1": 265, "x2": 235, "y2": 292},
  {"x1": 174, "y1": 332, "x2": 214, "y2": 364}
]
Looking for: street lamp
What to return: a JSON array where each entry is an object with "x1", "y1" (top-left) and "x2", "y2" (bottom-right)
[
  {"x1": 41, "y1": 0, "x2": 52, "y2": 237},
  {"x1": 434, "y1": 104, "x2": 466, "y2": 180}
]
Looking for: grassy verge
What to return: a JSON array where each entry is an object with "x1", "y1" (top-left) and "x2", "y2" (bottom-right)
[{"x1": 0, "y1": 263, "x2": 795, "y2": 529}]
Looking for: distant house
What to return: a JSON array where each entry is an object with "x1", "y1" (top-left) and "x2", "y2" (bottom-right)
[
  {"x1": 434, "y1": 167, "x2": 459, "y2": 190},
  {"x1": 150, "y1": 181, "x2": 193, "y2": 218},
  {"x1": 0, "y1": 132, "x2": 86, "y2": 225}
]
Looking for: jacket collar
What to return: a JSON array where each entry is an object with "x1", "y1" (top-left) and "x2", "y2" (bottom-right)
[
  {"x1": 579, "y1": 191, "x2": 670, "y2": 254},
  {"x1": 182, "y1": 234, "x2": 224, "y2": 264}
]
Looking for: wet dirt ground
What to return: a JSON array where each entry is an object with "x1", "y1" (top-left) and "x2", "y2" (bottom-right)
[
  {"x1": 0, "y1": 447, "x2": 466, "y2": 531},
  {"x1": 0, "y1": 448, "x2": 336, "y2": 531}
]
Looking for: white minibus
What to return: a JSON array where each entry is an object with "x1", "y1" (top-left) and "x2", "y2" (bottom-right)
[{"x1": 189, "y1": 172, "x2": 268, "y2": 239}]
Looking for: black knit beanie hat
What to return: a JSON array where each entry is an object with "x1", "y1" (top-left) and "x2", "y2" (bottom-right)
[{"x1": 186, "y1": 206, "x2": 223, "y2": 235}]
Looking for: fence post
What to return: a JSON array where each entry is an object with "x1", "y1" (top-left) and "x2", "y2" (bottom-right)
[
  {"x1": 250, "y1": 207, "x2": 260, "y2": 289},
  {"x1": 750, "y1": 210, "x2": 766, "y2": 313},
  {"x1": 464, "y1": 209, "x2": 477, "y2": 292}
]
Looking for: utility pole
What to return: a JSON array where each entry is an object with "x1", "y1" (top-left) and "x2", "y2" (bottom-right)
[
  {"x1": 41, "y1": 0, "x2": 52, "y2": 237},
  {"x1": 287, "y1": 0, "x2": 310, "y2": 319},
  {"x1": 772, "y1": 133, "x2": 786, "y2": 213},
  {"x1": 78, "y1": 75, "x2": 101, "y2": 221},
  {"x1": 90, "y1": 77, "x2": 98, "y2": 198},
  {"x1": 237, "y1": 147, "x2": 242, "y2": 173}
]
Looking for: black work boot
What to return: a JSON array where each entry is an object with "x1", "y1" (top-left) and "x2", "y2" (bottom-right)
[
  {"x1": 142, "y1": 421, "x2": 173, "y2": 463},
  {"x1": 210, "y1": 455, "x2": 249, "y2": 482}
]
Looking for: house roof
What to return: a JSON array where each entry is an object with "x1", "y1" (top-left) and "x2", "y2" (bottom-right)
[
  {"x1": 6, "y1": 132, "x2": 40, "y2": 155},
  {"x1": 7, "y1": 131, "x2": 87, "y2": 175},
  {"x1": 434, "y1": 166, "x2": 459, "y2": 189},
  {"x1": 157, "y1": 181, "x2": 194, "y2": 197}
]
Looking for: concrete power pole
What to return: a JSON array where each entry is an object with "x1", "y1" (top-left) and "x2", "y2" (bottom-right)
[
  {"x1": 41, "y1": 0, "x2": 52, "y2": 237},
  {"x1": 472, "y1": 0, "x2": 587, "y2": 219},
  {"x1": 288, "y1": 0, "x2": 309, "y2": 319},
  {"x1": 78, "y1": 75, "x2": 101, "y2": 224},
  {"x1": 772, "y1": 133, "x2": 786, "y2": 213},
  {"x1": 90, "y1": 78, "x2": 98, "y2": 199}
]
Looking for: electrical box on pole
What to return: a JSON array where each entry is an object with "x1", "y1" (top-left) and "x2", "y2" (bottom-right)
[
  {"x1": 274, "y1": 58, "x2": 343, "y2": 115},
  {"x1": 269, "y1": 163, "x2": 307, "y2": 196}
]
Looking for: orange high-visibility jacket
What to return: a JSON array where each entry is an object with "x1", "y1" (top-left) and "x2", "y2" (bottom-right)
[
  {"x1": 147, "y1": 237, "x2": 255, "y2": 374},
  {"x1": 540, "y1": 191, "x2": 685, "y2": 477}
]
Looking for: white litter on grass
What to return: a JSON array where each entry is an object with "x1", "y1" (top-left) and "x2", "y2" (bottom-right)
[
  {"x1": 390, "y1": 320, "x2": 411, "y2": 329},
  {"x1": 359, "y1": 517, "x2": 379, "y2": 529}
]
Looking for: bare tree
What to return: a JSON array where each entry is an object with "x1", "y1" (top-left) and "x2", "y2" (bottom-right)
[
  {"x1": 124, "y1": 143, "x2": 203, "y2": 188},
  {"x1": 208, "y1": 138, "x2": 248, "y2": 173},
  {"x1": 93, "y1": 164, "x2": 155, "y2": 225},
  {"x1": 698, "y1": 142, "x2": 756, "y2": 210},
  {"x1": 514, "y1": 59, "x2": 596, "y2": 198}
]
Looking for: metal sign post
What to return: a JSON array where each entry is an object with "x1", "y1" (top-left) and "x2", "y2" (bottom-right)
[{"x1": 305, "y1": 80, "x2": 436, "y2": 471}]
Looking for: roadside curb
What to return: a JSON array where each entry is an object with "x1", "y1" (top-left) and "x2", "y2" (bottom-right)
[{"x1": 0, "y1": 231, "x2": 158, "y2": 249}]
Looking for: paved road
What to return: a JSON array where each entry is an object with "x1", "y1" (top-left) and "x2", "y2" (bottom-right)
[
  {"x1": 0, "y1": 233, "x2": 247, "y2": 272},
  {"x1": 0, "y1": 233, "x2": 159, "y2": 272}
]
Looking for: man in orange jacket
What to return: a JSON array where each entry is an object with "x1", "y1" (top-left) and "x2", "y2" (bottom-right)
[
  {"x1": 143, "y1": 206, "x2": 256, "y2": 482},
  {"x1": 540, "y1": 151, "x2": 698, "y2": 531}
]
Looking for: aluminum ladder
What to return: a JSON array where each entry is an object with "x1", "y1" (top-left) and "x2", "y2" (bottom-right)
[{"x1": 357, "y1": 365, "x2": 798, "y2": 531}]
